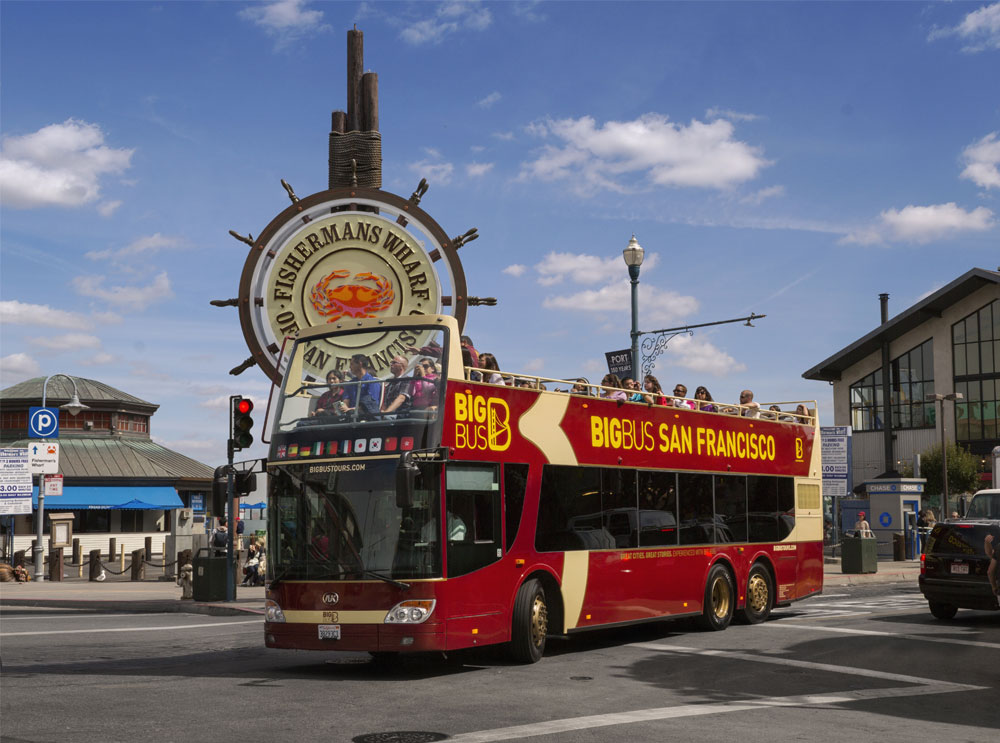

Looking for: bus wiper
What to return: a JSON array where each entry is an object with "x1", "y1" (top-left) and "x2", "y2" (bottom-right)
[{"x1": 360, "y1": 568, "x2": 410, "y2": 591}]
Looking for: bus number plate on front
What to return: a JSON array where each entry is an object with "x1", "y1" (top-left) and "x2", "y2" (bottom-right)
[
  {"x1": 950, "y1": 562, "x2": 969, "y2": 574},
  {"x1": 318, "y1": 624, "x2": 341, "y2": 640}
]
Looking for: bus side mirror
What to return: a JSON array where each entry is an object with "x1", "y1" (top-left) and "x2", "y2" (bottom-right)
[{"x1": 396, "y1": 453, "x2": 417, "y2": 508}]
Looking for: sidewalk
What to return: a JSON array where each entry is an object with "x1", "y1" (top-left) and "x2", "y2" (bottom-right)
[{"x1": 0, "y1": 559, "x2": 923, "y2": 617}]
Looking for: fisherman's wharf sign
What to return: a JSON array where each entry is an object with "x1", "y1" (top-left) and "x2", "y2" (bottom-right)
[{"x1": 237, "y1": 187, "x2": 467, "y2": 384}]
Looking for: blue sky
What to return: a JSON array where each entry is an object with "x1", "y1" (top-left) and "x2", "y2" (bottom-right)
[{"x1": 1, "y1": 0, "x2": 998, "y2": 467}]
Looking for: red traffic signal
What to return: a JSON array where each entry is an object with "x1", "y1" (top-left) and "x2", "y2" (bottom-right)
[
  {"x1": 236, "y1": 398, "x2": 253, "y2": 415},
  {"x1": 230, "y1": 395, "x2": 255, "y2": 451}
]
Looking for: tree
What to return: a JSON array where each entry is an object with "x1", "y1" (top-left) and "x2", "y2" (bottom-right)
[{"x1": 917, "y1": 443, "x2": 981, "y2": 500}]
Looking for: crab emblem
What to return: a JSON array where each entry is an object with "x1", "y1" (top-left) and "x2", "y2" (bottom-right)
[{"x1": 310, "y1": 269, "x2": 395, "y2": 323}]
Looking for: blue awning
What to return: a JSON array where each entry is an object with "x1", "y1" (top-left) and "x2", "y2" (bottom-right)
[
  {"x1": 32, "y1": 486, "x2": 183, "y2": 510},
  {"x1": 240, "y1": 502, "x2": 267, "y2": 510}
]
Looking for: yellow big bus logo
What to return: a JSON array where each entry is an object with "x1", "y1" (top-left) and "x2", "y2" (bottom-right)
[{"x1": 453, "y1": 392, "x2": 511, "y2": 452}]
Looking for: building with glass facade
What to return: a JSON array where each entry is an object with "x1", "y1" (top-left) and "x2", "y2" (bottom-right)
[{"x1": 803, "y1": 267, "x2": 999, "y2": 490}]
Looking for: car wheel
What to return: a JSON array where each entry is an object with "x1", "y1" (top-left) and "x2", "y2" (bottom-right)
[
  {"x1": 928, "y1": 602, "x2": 958, "y2": 620},
  {"x1": 699, "y1": 563, "x2": 735, "y2": 631}
]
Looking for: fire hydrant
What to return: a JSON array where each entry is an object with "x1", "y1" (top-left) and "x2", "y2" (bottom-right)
[{"x1": 177, "y1": 563, "x2": 193, "y2": 600}]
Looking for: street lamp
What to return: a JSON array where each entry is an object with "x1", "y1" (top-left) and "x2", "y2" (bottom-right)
[
  {"x1": 925, "y1": 392, "x2": 963, "y2": 521},
  {"x1": 34, "y1": 374, "x2": 89, "y2": 581},
  {"x1": 622, "y1": 234, "x2": 644, "y2": 382}
]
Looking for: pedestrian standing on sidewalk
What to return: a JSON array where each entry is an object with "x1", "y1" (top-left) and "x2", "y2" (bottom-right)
[
  {"x1": 210, "y1": 518, "x2": 229, "y2": 556},
  {"x1": 853, "y1": 511, "x2": 873, "y2": 538}
]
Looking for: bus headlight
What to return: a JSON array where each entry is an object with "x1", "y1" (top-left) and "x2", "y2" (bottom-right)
[
  {"x1": 384, "y1": 599, "x2": 436, "y2": 624},
  {"x1": 264, "y1": 599, "x2": 286, "y2": 623}
]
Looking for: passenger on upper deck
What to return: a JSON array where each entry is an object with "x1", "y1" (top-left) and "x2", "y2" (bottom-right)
[
  {"x1": 461, "y1": 336, "x2": 480, "y2": 369},
  {"x1": 478, "y1": 353, "x2": 506, "y2": 385},
  {"x1": 312, "y1": 369, "x2": 347, "y2": 417},
  {"x1": 410, "y1": 363, "x2": 439, "y2": 411},
  {"x1": 462, "y1": 347, "x2": 482, "y2": 382},
  {"x1": 623, "y1": 378, "x2": 644, "y2": 402},
  {"x1": 382, "y1": 356, "x2": 412, "y2": 416},
  {"x1": 345, "y1": 354, "x2": 381, "y2": 419},
  {"x1": 795, "y1": 404, "x2": 810, "y2": 421},
  {"x1": 601, "y1": 374, "x2": 628, "y2": 401},
  {"x1": 670, "y1": 384, "x2": 696, "y2": 410},
  {"x1": 739, "y1": 389, "x2": 760, "y2": 418},
  {"x1": 571, "y1": 378, "x2": 591, "y2": 396},
  {"x1": 694, "y1": 386, "x2": 716, "y2": 412},
  {"x1": 641, "y1": 375, "x2": 668, "y2": 405}
]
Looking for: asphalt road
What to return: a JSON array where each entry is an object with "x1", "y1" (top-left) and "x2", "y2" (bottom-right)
[{"x1": 1, "y1": 583, "x2": 997, "y2": 743}]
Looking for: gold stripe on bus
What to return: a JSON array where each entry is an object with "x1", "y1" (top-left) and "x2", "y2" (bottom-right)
[
  {"x1": 519, "y1": 392, "x2": 577, "y2": 466},
  {"x1": 560, "y1": 551, "x2": 589, "y2": 632},
  {"x1": 282, "y1": 610, "x2": 388, "y2": 624}
]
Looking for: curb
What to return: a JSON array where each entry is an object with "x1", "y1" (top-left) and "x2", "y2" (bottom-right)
[{"x1": 0, "y1": 597, "x2": 265, "y2": 617}]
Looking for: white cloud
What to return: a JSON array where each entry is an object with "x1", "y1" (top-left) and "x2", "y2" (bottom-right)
[
  {"x1": 200, "y1": 395, "x2": 234, "y2": 411},
  {"x1": 97, "y1": 200, "x2": 123, "y2": 217},
  {"x1": 401, "y1": 1, "x2": 493, "y2": 45},
  {"x1": 502, "y1": 264, "x2": 527, "y2": 277},
  {"x1": 239, "y1": 0, "x2": 330, "y2": 49},
  {"x1": 0, "y1": 301, "x2": 93, "y2": 330},
  {"x1": 512, "y1": 1, "x2": 546, "y2": 23},
  {"x1": 961, "y1": 132, "x2": 1000, "y2": 189},
  {"x1": 929, "y1": 2, "x2": 1000, "y2": 52},
  {"x1": 740, "y1": 185, "x2": 785, "y2": 205},
  {"x1": 842, "y1": 203, "x2": 995, "y2": 245},
  {"x1": 409, "y1": 158, "x2": 454, "y2": 186},
  {"x1": 79, "y1": 351, "x2": 115, "y2": 366},
  {"x1": 466, "y1": 162, "x2": 494, "y2": 177},
  {"x1": 522, "y1": 358, "x2": 545, "y2": 372},
  {"x1": 544, "y1": 281, "x2": 698, "y2": 329},
  {"x1": 478, "y1": 91, "x2": 502, "y2": 109},
  {"x1": 0, "y1": 119, "x2": 133, "y2": 210},
  {"x1": 533, "y1": 250, "x2": 661, "y2": 287},
  {"x1": 705, "y1": 107, "x2": 761, "y2": 123},
  {"x1": 0, "y1": 353, "x2": 40, "y2": 381},
  {"x1": 667, "y1": 335, "x2": 746, "y2": 377},
  {"x1": 91, "y1": 311, "x2": 124, "y2": 326},
  {"x1": 29, "y1": 333, "x2": 101, "y2": 351},
  {"x1": 73, "y1": 271, "x2": 174, "y2": 309},
  {"x1": 519, "y1": 114, "x2": 770, "y2": 195},
  {"x1": 85, "y1": 232, "x2": 184, "y2": 261},
  {"x1": 492, "y1": 131, "x2": 515, "y2": 141}
]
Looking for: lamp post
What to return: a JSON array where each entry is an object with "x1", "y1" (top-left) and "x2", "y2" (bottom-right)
[
  {"x1": 925, "y1": 392, "x2": 963, "y2": 521},
  {"x1": 622, "y1": 234, "x2": 644, "y2": 383},
  {"x1": 34, "y1": 374, "x2": 89, "y2": 581}
]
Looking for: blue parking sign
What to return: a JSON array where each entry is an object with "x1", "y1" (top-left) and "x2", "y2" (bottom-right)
[{"x1": 29, "y1": 407, "x2": 60, "y2": 438}]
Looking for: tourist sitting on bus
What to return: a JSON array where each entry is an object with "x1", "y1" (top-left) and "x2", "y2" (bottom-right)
[
  {"x1": 419, "y1": 358, "x2": 439, "y2": 380},
  {"x1": 343, "y1": 354, "x2": 381, "y2": 419},
  {"x1": 725, "y1": 389, "x2": 761, "y2": 417},
  {"x1": 763, "y1": 404, "x2": 782, "y2": 420},
  {"x1": 410, "y1": 362, "x2": 438, "y2": 411},
  {"x1": 641, "y1": 375, "x2": 668, "y2": 405},
  {"x1": 312, "y1": 369, "x2": 347, "y2": 417},
  {"x1": 670, "y1": 384, "x2": 696, "y2": 409},
  {"x1": 461, "y1": 335, "x2": 480, "y2": 369},
  {"x1": 382, "y1": 356, "x2": 413, "y2": 417},
  {"x1": 462, "y1": 347, "x2": 482, "y2": 381},
  {"x1": 479, "y1": 353, "x2": 506, "y2": 385},
  {"x1": 622, "y1": 377, "x2": 643, "y2": 402},
  {"x1": 600, "y1": 374, "x2": 628, "y2": 400},
  {"x1": 795, "y1": 404, "x2": 810, "y2": 421},
  {"x1": 571, "y1": 378, "x2": 591, "y2": 396},
  {"x1": 694, "y1": 386, "x2": 717, "y2": 412}
]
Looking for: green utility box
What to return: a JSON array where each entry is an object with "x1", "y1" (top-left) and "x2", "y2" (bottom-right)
[
  {"x1": 192, "y1": 548, "x2": 230, "y2": 602},
  {"x1": 841, "y1": 535, "x2": 878, "y2": 574}
]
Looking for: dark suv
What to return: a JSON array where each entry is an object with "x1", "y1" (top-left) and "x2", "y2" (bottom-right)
[{"x1": 919, "y1": 520, "x2": 1000, "y2": 619}]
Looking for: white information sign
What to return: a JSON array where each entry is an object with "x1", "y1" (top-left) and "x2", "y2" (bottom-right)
[
  {"x1": 28, "y1": 441, "x2": 59, "y2": 474},
  {"x1": 43, "y1": 474, "x2": 64, "y2": 496},
  {"x1": 820, "y1": 426, "x2": 852, "y2": 498},
  {"x1": 0, "y1": 447, "x2": 33, "y2": 515}
]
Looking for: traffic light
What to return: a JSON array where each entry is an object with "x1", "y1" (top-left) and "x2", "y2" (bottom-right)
[
  {"x1": 235, "y1": 471, "x2": 257, "y2": 497},
  {"x1": 230, "y1": 395, "x2": 254, "y2": 451},
  {"x1": 212, "y1": 465, "x2": 229, "y2": 515}
]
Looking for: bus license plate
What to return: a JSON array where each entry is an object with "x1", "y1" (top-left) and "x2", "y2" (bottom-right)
[
  {"x1": 950, "y1": 563, "x2": 969, "y2": 574},
  {"x1": 318, "y1": 624, "x2": 341, "y2": 640}
]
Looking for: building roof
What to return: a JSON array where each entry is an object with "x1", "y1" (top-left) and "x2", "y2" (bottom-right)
[
  {"x1": 1, "y1": 436, "x2": 213, "y2": 481},
  {"x1": 0, "y1": 375, "x2": 158, "y2": 413},
  {"x1": 802, "y1": 267, "x2": 1000, "y2": 382}
]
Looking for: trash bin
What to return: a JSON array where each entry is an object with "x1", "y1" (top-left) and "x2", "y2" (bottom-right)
[
  {"x1": 192, "y1": 547, "x2": 229, "y2": 602},
  {"x1": 892, "y1": 532, "x2": 905, "y2": 561},
  {"x1": 841, "y1": 535, "x2": 878, "y2": 574}
]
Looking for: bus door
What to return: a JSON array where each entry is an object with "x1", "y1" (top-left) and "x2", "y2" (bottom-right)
[{"x1": 444, "y1": 463, "x2": 503, "y2": 581}]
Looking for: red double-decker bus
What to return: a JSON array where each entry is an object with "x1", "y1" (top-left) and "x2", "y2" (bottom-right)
[{"x1": 264, "y1": 315, "x2": 823, "y2": 662}]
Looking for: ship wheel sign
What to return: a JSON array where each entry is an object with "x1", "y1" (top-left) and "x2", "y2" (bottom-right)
[{"x1": 218, "y1": 184, "x2": 493, "y2": 385}]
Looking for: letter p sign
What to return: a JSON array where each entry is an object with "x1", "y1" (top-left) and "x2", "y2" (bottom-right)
[{"x1": 29, "y1": 407, "x2": 60, "y2": 439}]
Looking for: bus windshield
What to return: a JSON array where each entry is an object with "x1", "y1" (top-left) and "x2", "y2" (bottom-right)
[
  {"x1": 273, "y1": 325, "x2": 448, "y2": 435},
  {"x1": 269, "y1": 459, "x2": 444, "y2": 581}
]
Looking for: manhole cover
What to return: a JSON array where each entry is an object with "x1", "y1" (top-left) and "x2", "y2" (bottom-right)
[
  {"x1": 570, "y1": 676, "x2": 593, "y2": 681},
  {"x1": 352, "y1": 733, "x2": 449, "y2": 743}
]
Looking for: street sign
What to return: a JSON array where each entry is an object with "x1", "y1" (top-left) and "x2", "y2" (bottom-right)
[
  {"x1": 0, "y1": 448, "x2": 32, "y2": 515},
  {"x1": 28, "y1": 406, "x2": 60, "y2": 438},
  {"x1": 43, "y1": 474, "x2": 64, "y2": 496},
  {"x1": 821, "y1": 426, "x2": 852, "y2": 497},
  {"x1": 28, "y1": 441, "x2": 59, "y2": 474}
]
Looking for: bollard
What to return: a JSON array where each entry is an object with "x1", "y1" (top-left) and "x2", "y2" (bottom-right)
[
  {"x1": 144, "y1": 536, "x2": 152, "y2": 562},
  {"x1": 109, "y1": 537, "x2": 117, "y2": 562},
  {"x1": 73, "y1": 538, "x2": 83, "y2": 578},
  {"x1": 120, "y1": 545, "x2": 125, "y2": 572},
  {"x1": 130, "y1": 548, "x2": 145, "y2": 581},
  {"x1": 14, "y1": 550, "x2": 25, "y2": 568},
  {"x1": 49, "y1": 547, "x2": 63, "y2": 582},
  {"x1": 161, "y1": 540, "x2": 167, "y2": 576},
  {"x1": 89, "y1": 549, "x2": 103, "y2": 581}
]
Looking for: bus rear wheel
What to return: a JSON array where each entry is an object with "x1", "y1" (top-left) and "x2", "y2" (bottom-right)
[
  {"x1": 740, "y1": 564, "x2": 774, "y2": 624},
  {"x1": 699, "y1": 563, "x2": 735, "y2": 631},
  {"x1": 510, "y1": 579, "x2": 548, "y2": 663}
]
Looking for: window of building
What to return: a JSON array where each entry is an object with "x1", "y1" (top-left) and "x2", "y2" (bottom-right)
[
  {"x1": 954, "y1": 299, "x2": 1000, "y2": 449},
  {"x1": 849, "y1": 339, "x2": 935, "y2": 432}
]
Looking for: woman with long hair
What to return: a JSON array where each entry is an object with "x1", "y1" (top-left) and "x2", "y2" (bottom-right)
[
  {"x1": 600, "y1": 373, "x2": 627, "y2": 401},
  {"x1": 694, "y1": 385, "x2": 716, "y2": 412},
  {"x1": 478, "y1": 352, "x2": 506, "y2": 385},
  {"x1": 642, "y1": 374, "x2": 668, "y2": 405}
]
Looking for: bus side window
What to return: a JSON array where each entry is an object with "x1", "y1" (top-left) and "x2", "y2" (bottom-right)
[
  {"x1": 503, "y1": 463, "x2": 529, "y2": 551},
  {"x1": 446, "y1": 463, "x2": 502, "y2": 578}
]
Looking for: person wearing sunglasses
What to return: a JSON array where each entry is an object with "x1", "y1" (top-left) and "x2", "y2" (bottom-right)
[{"x1": 693, "y1": 386, "x2": 716, "y2": 412}]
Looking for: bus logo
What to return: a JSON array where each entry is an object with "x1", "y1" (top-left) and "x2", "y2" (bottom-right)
[
  {"x1": 454, "y1": 393, "x2": 511, "y2": 452},
  {"x1": 322, "y1": 592, "x2": 339, "y2": 605}
]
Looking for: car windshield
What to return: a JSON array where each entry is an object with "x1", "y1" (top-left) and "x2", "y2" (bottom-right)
[
  {"x1": 268, "y1": 459, "x2": 444, "y2": 581},
  {"x1": 965, "y1": 493, "x2": 1000, "y2": 520}
]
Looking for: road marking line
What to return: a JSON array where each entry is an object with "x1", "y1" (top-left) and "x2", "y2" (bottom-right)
[
  {"x1": 0, "y1": 619, "x2": 262, "y2": 637},
  {"x1": 767, "y1": 623, "x2": 1000, "y2": 650},
  {"x1": 444, "y1": 644, "x2": 985, "y2": 743}
]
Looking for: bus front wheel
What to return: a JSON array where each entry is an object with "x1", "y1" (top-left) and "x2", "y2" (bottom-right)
[
  {"x1": 740, "y1": 563, "x2": 774, "y2": 624},
  {"x1": 510, "y1": 579, "x2": 548, "y2": 663},
  {"x1": 699, "y1": 564, "x2": 735, "y2": 631}
]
